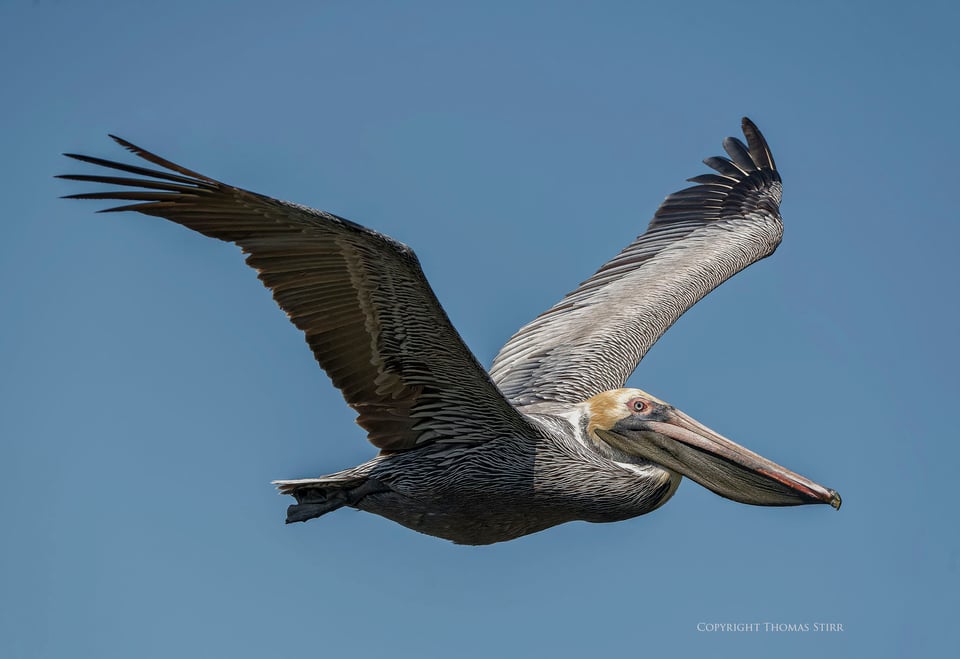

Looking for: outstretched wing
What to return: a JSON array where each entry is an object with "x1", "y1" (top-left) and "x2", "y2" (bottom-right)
[
  {"x1": 60, "y1": 137, "x2": 535, "y2": 450},
  {"x1": 490, "y1": 118, "x2": 783, "y2": 407}
]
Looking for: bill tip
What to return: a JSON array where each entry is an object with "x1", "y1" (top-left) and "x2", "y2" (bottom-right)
[{"x1": 828, "y1": 489, "x2": 842, "y2": 510}]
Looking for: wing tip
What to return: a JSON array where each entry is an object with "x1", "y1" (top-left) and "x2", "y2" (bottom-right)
[
  {"x1": 740, "y1": 116, "x2": 777, "y2": 172},
  {"x1": 651, "y1": 117, "x2": 782, "y2": 227},
  {"x1": 108, "y1": 133, "x2": 134, "y2": 150}
]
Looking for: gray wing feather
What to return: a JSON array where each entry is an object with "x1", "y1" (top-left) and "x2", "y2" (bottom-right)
[
  {"x1": 61, "y1": 137, "x2": 534, "y2": 451},
  {"x1": 489, "y1": 118, "x2": 783, "y2": 407}
]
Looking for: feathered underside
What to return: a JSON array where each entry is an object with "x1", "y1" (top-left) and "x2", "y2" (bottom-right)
[
  {"x1": 489, "y1": 117, "x2": 783, "y2": 408},
  {"x1": 59, "y1": 138, "x2": 535, "y2": 451}
]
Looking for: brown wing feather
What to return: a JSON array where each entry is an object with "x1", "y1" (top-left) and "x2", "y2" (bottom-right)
[{"x1": 61, "y1": 137, "x2": 533, "y2": 450}]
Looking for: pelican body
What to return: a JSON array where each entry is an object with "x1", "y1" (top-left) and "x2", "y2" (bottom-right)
[{"x1": 62, "y1": 118, "x2": 840, "y2": 545}]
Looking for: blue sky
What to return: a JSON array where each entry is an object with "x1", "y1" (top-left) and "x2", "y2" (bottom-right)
[{"x1": 2, "y1": 1, "x2": 957, "y2": 657}]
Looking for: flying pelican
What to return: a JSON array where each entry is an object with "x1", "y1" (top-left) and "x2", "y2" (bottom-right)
[{"x1": 61, "y1": 118, "x2": 840, "y2": 545}]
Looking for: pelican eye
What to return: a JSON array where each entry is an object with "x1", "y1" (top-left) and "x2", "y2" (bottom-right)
[{"x1": 629, "y1": 398, "x2": 649, "y2": 414}]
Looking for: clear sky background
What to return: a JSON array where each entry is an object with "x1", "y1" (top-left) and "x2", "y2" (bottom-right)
[{"x1": 2, "y1": 1, "x2": 957, "y2": 657}]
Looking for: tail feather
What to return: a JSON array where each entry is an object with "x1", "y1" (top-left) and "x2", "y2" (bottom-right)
[
  {"x1": 274, "y1": 474, "x2": 387, "y2": 524},
  {"x1": 273, "y1": 477, "x2": 338, "y2": 496}
]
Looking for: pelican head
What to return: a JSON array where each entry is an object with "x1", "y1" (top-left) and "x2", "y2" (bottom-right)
[{"x1": 584, "y1": 389, "x2": 841, "y2": 509}]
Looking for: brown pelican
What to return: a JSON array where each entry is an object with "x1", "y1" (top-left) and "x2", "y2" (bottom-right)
[{"x1": 61, "y1": 118, "x2": 840, "y2": 545}]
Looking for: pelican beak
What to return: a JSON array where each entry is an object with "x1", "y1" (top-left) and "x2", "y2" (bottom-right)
[{"x1": 598, "y1": 408, "x2": 841, "y2": 509}]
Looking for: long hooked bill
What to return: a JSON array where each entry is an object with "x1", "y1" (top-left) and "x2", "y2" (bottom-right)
[{"x1": 598, "y1": 409, "x2": 841, "y2": 509}]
